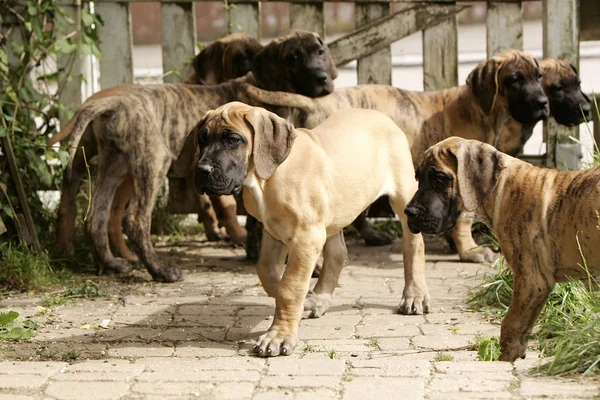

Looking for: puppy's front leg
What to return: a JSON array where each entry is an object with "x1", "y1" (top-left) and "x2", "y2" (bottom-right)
[
  {"x1": 256, "y1": 231, "x2": 288, "y2": 297},
  {"x1": 451, "y1": 217, "x2": 497, "y2": 263},
  {"x1": 254, "y1": 229, "x2": 325, "y2": 357},
  {"x1": 499, "y1": 263, "x2": 553, "y2": 361}
]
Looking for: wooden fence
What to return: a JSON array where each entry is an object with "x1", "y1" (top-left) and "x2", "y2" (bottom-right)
[{"x1": 53, "y1": 0, "x2": 596, "y2": 168}]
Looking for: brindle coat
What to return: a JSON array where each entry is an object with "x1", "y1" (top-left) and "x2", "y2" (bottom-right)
[
  {"x1": 184, "y1": 102, "x2": 425, "y2": 357},
  {"x1": 539, "y1": 58, "x2": 592, "y2": 126},
  {"x1": 64, "y1": 30, "x2": 337, "y2": 282},
  {"x1": 405, "y1": 137, "x2": 600, "y2": 361},
  {"x1": 51, "y1": 34, "x2": 262, "y2": 260},
  {"x1": 244, "y1": 50, "x2": 549, "y2": 317}
]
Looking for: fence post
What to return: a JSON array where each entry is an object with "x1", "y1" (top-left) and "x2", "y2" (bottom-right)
[
  {"x1": 96, "y1": 2, "x2": 134, "y2": 88},
  {"x1": 290, "y1": 2, "x2": 325, "y2": 37},
  {"x1": 161, "y1": 3, "x2": 197, "y2": 83},
  {"x1": 56, "y1": 0, "x2": 83, "y2": 126},
  {"x1": 355, "y1": 3, "x2": 391, "y2": 85},
  {"x1": 422, "y1": 10, "x2": 458, "y2": 90},
  {"x1": 543, "y1": 0, "x2": 580, "y2": 169},
  {"x1": 227, "y1": 2, "x2": 261, "y2": 39},
  {"x1": 486, "y1": 1, "x2": 523, "y2": 57}
]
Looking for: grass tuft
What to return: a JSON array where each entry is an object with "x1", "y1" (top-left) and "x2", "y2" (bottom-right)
[{"x1": 434, "y1": 352, "x2": 454, "y2": 362}]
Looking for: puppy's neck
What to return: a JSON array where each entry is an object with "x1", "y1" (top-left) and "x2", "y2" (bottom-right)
[{"x1": 242, "y1": 169, "x2": 267, "y2": 222}]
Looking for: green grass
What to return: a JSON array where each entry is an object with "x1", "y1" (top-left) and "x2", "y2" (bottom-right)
[
  {"x1": 434, "y1": 352, "x2": 454, "y2": 362},
  {"x1": 470, "y1": 333, "x2": 501, "y2": 361},
  {"x1": 42, "y1": 280, "x2": 116, "y2": 307}
]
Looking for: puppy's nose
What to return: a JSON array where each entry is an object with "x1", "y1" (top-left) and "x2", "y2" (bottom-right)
[
  {"x1": 582, "y1": 102, "x2": 592, "y2": 117},
  {"x1": 404, "y1": 206, "x2": 419, "y2": 218},
  {"x1": 197, "y1": 164, "x2": 214, "y2": 177},
  {"x1": 536, "y1": 97, "x2": 548, "y2": 110},
  {"x1": 316, "y1": 71, "x2": 328, "y2": 85}
]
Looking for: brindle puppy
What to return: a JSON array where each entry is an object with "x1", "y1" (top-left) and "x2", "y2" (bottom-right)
[
  {"x1": 404, "y1": 137, "x2": 600, "y2": 361},
  {"x1": 64, "y1": 30, "x2": 337, "y2": 282},
  {"x1": 540, "y1": 58, "x2": 592, "y2": 126},
  {"x1": 51, "y1": 33, "x2": 262, "y2": 260},
  {"x1": 243, "y1": 49, "x2": 549, "y2": 317}
]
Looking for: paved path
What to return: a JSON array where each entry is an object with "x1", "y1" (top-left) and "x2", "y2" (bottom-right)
[{"x1": 1, "y1": 238, "x2": 599, "y2": 399}]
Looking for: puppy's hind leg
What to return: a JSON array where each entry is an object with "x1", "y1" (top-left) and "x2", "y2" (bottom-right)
[
  {"x1": 127, "y1": 148, "x2": 184, "y2": 283},
  {"x1": 87, "y1": 151, "x2": 132, "y2": 275},
  {"x1": 389, "y1": 193, "x2": 429, "y2": 315},
  {"x1": 303, "y1": 230, "x2": 347, "y2": 319},
  {"x1": 108, "y1": 174, "x2": 138, "y2": 261}
]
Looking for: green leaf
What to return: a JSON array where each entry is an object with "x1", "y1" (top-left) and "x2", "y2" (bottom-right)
[
  {"x1": 0, "y1": 327, "x2": 34, "y2": 340},
  {"x1": 81, "y1": 12, "x2": 95, "y2": 28},
  {"x1": 0, "y1": 311, "x2": 19, "y2": 326},
  {"x1": 27, "y1": 2, "x2": 37, "y2": 16}
]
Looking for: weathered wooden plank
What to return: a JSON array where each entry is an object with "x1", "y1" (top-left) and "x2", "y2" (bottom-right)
[
  {"x1": 328, "y1": 4, "x2": 467, "y2": 67},
  {"x1": 486, "y1": 1, "x2": 523, "y2": 57},
  {"x1": 96, "y1": 2, "x2": 134, "y2": 88},
  {"x1": 56, "y1": 0, "x2": 83, "y2": 126},
  {"x1": 355, "y1": 3, "x2": 391, "y2": 85},
  {"x1": 290, "y1": 3, "x2": 324, "y2": 37},
  {"x1": 580, "y1": 0, "x2": 600, "y2": 41},
  {"x1": 422, "y1": 13, "x2": 457, "y2": 90},
  {"x1": 161, "y1": 2, "x2": 196, "y2": 83},
  {"x1": 89, "y1": 0, "x2": 536, "y2": 4},
  {"x1": 543, "y1": 0, "x2": 579, "y2": 168},
  {"x1": 226, "y1": 2, "x2": 261, "y2": 38}
]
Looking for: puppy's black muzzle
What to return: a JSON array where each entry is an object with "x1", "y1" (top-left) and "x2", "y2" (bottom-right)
[{"x1": 194, "y1": 162, "x2": 242, "y2": 196}]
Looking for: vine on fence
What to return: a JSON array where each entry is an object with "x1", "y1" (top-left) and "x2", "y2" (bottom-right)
[{"x1": 0, "y1": 0, "x2": 102, "y2": 245}]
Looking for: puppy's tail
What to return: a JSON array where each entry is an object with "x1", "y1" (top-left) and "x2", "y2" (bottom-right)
[
  {"x1": 65, "y1": 97, "x2": 119, "y2": 183},
  {"x1": 245, "y1": 84, "x2": 316, "y2": 114}
]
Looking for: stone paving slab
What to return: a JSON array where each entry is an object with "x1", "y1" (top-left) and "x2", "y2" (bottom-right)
[{"x1": 0, "y1": 238, "x2": 599, "y2": 399}]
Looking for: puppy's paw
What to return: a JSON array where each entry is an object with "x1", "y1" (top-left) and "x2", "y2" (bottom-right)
[
  {"x1": 398, "y1": 283, "x2": 431, "y2": 315},
  {"x1": 99, "y1": 258, "x2": 133, "y2": 275},
  {"x1": 499, "y1": 338, "x2": 527, "y2": 362},
  {"x1": 151, "y1": 266, "x2": 185, "y2": 283},
  {"x1": 302, "y1": 291, "x2": 331, "y2": 319},
  {"x1": 227, "y1": 226, "x2": 248, "y2": 246},
  {"x1": 253, "y1": 330, "x2": 298, "y2": 357},
  {"x1": 459, "y1": 246, "x2": 498, "y2": 264},
  {"x1": 205, "y1": 227, "x2": 225, "y2": 242}
]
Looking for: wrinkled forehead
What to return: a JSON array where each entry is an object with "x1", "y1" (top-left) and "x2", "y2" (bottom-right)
[
  {"x1": 279, "y1": 32, "x2": 321, "y2": 53},
  {"x1": 202, "y1": 105, "x2": 247, "y2": 134},
  {"x1": 497, "y1": 52, "x2": 540, "y2": 76},
  {"x1": 542, "y1": 61, "x2": 578, "y2": 84}
]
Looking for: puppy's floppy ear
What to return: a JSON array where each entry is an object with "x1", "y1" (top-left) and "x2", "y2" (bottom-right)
[
  {"x1": 170, "y1": 112, "x2": 211, "y2": 178},
  {"x1": 466, "y1": 58, "x2": 504, "y2": 115},
  {"x1": 245, "y1": 108, "x2": 297, "y2": 180},
  {"x1": 193, "y1": 41, "x2": 225, "y2": 85},
  {"x1": 251, "y1": 41, "x2": 286, "y2": 91},
  {"x1": 452, "y1": 140, "x2": 505, "y2": 212}
]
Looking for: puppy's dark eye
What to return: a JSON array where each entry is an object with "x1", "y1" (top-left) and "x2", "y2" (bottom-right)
[
  {"x1": 511, "y1": 72, "x2": 524, "y2": 84},
  {"x1": 226, "y1": 135, "x2": 243, "y2": 147},
  {"x1": 197, "y1": 128, "x2": 209, "y2": 145},
  {"x1": 434, "y1": 172, "x2": 451, "y2": 187},
  {"x1": 551, "y1": 83, "x2": 563, "y2": 92},
  {"x1": 317, "y1": 48, "x2": 325, "y2": 56}
]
